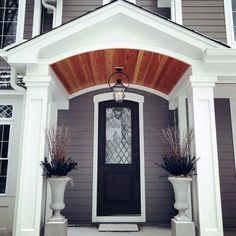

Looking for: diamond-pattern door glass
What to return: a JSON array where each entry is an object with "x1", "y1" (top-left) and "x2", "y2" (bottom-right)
[
  {"x1": 0, "y1": 105, "x2": 13, "y2": 118},
  {"x1": 105, "y1": 107, "x2": 132, "y2": 164}
]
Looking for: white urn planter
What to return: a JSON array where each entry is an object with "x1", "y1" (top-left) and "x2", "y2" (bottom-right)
[
  {"x1": 168, "y1": 176, "x2": 192, "y2": 222},
  {"x1": 48, "y1": 176, "x2": 71, "y2": 222}
]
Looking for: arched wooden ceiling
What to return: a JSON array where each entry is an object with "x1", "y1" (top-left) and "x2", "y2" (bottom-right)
[{"x1": 51, "y1": 49, "x2": 189, "y2": 95}]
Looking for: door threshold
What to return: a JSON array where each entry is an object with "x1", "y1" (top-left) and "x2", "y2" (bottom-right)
[{"x1": 98, "y1": 224, "x2": 139, "y2": 232}]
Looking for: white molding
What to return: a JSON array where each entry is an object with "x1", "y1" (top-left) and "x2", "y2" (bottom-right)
[
  {"x1": 4, "y1": 0, "x2": 227, "y2": 67},
  {"x1": 92, "y1": 92, "x2": 146, "y2": 223},
  {"x1": 16, "y1": 0, "x2": 26, "y2": 42},
  {"x1": 229, "y1": 98, "x2": 236, "y2": 173},
  {"x1": 69, "y1": 84, "x2": 169, "y2": 100},
  {"x1": 224, "y1": 0, "x2": 236, "y2": 48},
  {"x1": 103, "y1": 0, "x2": 136, "y2": 5},
  {"x1": 32, "y1": 0, "x2": 42, "y2": 37}
]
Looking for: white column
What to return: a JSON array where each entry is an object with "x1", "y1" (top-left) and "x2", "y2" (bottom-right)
[
  {"x1": 177, "y1": 96, "x2": 192, "y2": 220},
  {"x1": 187, "y1": 76, "x2": 223, "y2": 236},
  {"x1": 14, "y1": 75, "x2": 52, "y2": 236}
]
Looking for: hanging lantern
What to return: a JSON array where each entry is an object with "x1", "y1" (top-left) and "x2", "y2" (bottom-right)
[{"x1": 108, "y1": 67, "x2": 130, "y2": 103}]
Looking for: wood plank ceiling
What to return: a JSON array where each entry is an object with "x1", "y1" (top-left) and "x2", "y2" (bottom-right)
[{"x1": 51, "y1": 49, "x2": 189, "y2": 95}]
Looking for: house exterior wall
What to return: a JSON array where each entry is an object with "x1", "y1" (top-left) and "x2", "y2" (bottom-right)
[
  {"x1": 182, "y1": 0, "x2": 227, "y2": 43},
  {"x1": 58, "y1": 89, "x2": 175, "y2": 223},
  {"x1": 62, "y1": 0, "x2": 170, "y2": 23},
  {"x1": 215, "y1": 98, "x2": 236, "y2": 228}
]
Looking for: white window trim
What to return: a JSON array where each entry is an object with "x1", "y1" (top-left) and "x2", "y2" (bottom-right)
[
  {"x1": 16, "y1": 0, "x2": 26, "y2": 42},
  {"x1": 158, "y1": 0, "x2": 183, "y2": 24},
  {"x1": 92, "y1": 92, "x2": 146, "y2": 223},
  {"x1": 0, "y1": 103, "x2": 14, "y2": 196},
  {"x1": 103, "y1": 0, "x2": 136, "y2": 5},
  {"x1": 224, "y1": 0, "x2": 236, "y2": 47},
  {"x1": 0, "y1": 121, "x2": 13, "y2": 196}
]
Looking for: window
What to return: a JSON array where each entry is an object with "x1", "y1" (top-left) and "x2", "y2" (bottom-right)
[
  {"x1": 0, "y1": 105, "x2": 13, "y2": 194},
  {"x1": 0, "y1": 0, "x2": 19, "y2": 49},
  {"x1": 224, "y1": 0, "x2": 236, "y2": 46}
]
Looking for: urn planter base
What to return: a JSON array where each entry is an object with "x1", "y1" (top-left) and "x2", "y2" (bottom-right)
[
  {"x1": 45, "y1": 218, "x2": 68, "y2": 236},
  {"x1": 171, "y1": 219, "x2": 195, "y2": 236}
]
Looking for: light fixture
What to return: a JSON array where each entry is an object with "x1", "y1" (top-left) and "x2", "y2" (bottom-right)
[{"x1": 108, "y1": 67, "x2": 130, "y2": 103}]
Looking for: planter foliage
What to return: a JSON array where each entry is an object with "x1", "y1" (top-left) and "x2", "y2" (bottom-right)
[
  {"x1": 156, "y1": 126, "x2": 198, "y2": 177},
  {"x1": 41, "y1": 125, "x2": 78, "y2": 177}
]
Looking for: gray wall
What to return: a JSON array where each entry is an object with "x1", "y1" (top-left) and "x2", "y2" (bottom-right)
[
  {"x1": 182, "y1": 0, "x2": 227, "y2": 43},
  {"x1": 62, "y1": 0, "x2": 170, "y2": 24},
  {"x1": 215, "y1": 99, "x2": 236, "y2": 228},
  {"x1": 58, "y1": 89, "x2": 175, "y2": 224}
]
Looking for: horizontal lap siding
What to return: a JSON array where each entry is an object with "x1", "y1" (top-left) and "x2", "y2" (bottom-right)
[
  {"x1": 215, "y1": 99, "x2": 236, "y2": 228},
  {"x1": 62, "y1": 0, "x2": 170, "y2": 24},
  {"x1": 58, "y1": 89, "x2": 174, "y2": 223},
  {"x1": 182, "y1": 0, "x2": 227, "y2": 43},
  {"x1": 62, "y1": 0, "x2": 102, "y2": 23}
]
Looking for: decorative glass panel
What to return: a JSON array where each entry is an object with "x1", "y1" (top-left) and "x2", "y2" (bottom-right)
[
  {"x1": 0, "y1": 0, "x2": 19, "y2": 49},
  {"x1": 0, "y1": 124, "x2": 10, "y2": 194},
  {"x1": 0, "y1": 125, "x2": 10, "y2": 158},
  {"x1": 105, "y1": 107, "x2": 132, "y2": 164},
  {"x1": 0, "y1": 105, "x2": 13, "y2": 118}
]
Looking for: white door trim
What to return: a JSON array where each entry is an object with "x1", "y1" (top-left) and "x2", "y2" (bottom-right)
[{"x1": 92, "y1": 92, "x2": 146, "y2": 222}]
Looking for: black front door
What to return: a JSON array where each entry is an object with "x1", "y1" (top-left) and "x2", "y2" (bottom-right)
[{"x1": 97, "y1": 100, "x2": 141, "y2": 216}]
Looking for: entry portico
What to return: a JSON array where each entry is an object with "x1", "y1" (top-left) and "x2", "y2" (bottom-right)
[{"x1": 1, "y1": 1, "x2": 236, "y2": 236}]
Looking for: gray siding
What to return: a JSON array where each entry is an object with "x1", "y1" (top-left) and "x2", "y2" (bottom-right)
[
  {"x1": 24, "y1": 0, "x2": 34, "y2": 39},
  {"x1": 182, "y1": 0, "x2": 227, "y2": 43},
  {"x1": 62, "y1": 0, "x2": 170, "y2": 24},
  {"x1": 58, "y1": 89, "x2": 175, "y2": 224},
  {"x1": 215, "y1": 99, "x2": 236, "y2": 228},
  {"x1": 62, "y1": 0, "x2": 103, "y2": 23}
]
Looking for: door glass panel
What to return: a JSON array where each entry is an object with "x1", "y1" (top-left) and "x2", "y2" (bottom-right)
[{"x1": 105, "y1": 107, "x2": 132, "y2": 164}]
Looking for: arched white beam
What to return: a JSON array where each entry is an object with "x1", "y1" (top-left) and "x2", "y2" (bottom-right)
[
  {"x1": 69, "y1": 84, "x2": 169, "y2": 100},
  {"x1": 41, "y1": 44, "x2": 193, "y2": 66}
]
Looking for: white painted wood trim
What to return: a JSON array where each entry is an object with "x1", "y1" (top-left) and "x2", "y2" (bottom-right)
[
  {"x1": 229, "y1": 98, "x2": 236, "y2": 173},
  {"x1": 32, "y1": 0, "x2": 42, "y2": 37},
  {"x1": 158, "y1": 0, "x2": 182, "y2": 24},
  {"x1": 69, "y1": 84, "x2": 169, "y2": 100},
  {"x1": 188, "y1": 81, "x2": 223, "y2": 236},
  {"x1": 224, "y1": 0, "x2": 236, "y2": 47},
  {"x1": 16, "y1": 0, "x2": 26, "y2": 42},
  {"x1": 92, "y1": 92, "x2": 146, "y2": 223},
  {"x1": 103, "y1": 0, "x2": 136, "y2": 5}
]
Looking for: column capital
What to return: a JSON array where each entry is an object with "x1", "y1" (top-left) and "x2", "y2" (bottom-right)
[
  {"x1": 23, "y1": 75, "x2": 52, "y2": 88},
  {"x1": 189, "y1": 75, "x2": 217, "y2": 87}
]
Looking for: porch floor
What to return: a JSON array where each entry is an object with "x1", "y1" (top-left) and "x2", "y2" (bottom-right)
[
  {"x1": 67, "y1": 226, "x2": 236, "y2": 236},
  {"x1": 68, "y1": 226, "x2": 171, "y2": 236}
]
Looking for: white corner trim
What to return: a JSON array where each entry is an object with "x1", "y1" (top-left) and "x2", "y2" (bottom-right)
[
  {"x1": 16, "y1": 0, "x2": 26, "y2": 42},
  {"x1": 224, "y1": 0, "x2": 236, "y2": 47},
  {"x1": 92, "y1": 92, "x2": 146, "y2": 223},
  {"x1": 229, "y1": 98, "x2": 236, "y2": 173},
  {"x1": 32, "y1": 0, "x2": 42, "y2": 37}
]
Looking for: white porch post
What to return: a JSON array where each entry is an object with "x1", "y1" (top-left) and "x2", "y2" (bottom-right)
[
  {"x1": 14, "y1": 74, "x2": 52, "y2": 236},
  {"x1": 187, "y1": 76, "x2": 223, "y2": 236}
]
